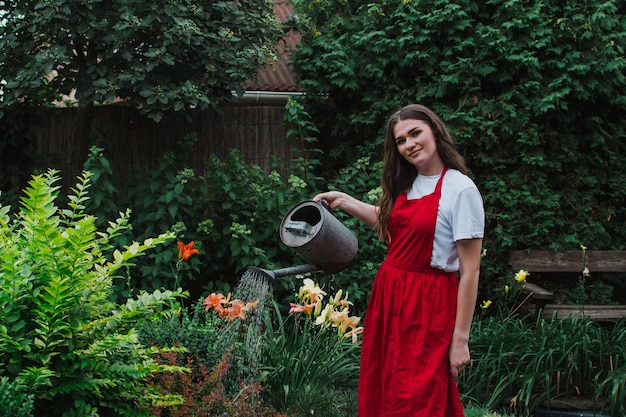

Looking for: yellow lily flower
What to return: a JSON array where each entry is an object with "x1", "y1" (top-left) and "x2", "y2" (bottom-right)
[
  {"x1": 344, "y1": 326, "x2": 364, "y2": 344},
  {"x1": 299, "y1": 278, "x2": 327, "y2": 304},
  {"x1": 333, "y1": 290, "x2": 353, "y2": 309},
  {"x1": 514, "y1": 269, "x2": 529, "y2": 283},
  {"x1": 330, "y1": 308, "x2": 361, "y2": 336},
  {"x1": 315, "y1": 303, "x2": 334, "y2": 326},
  {"x1": 333, "y1": 289, "x2": 343, "y2": 304}
]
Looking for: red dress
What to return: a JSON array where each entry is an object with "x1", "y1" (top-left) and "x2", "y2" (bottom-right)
[{"x1": 358, "y1": 167, "x2": 465, "y2": 417}]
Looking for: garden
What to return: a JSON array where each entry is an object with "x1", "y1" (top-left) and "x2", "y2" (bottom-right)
[
  {"x1": 1, "y1": 139, "x2": 625, "y2": 416},
  {"x1": 2, "y1": 0, "x2": 626, "y2": 416}
]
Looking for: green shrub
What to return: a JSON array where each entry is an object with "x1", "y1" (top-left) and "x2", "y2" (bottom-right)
[
  {"x1": 139, "y1": 301, "x2": 227, "y2": 371},
  {"x1": 77, "y1": 100, "x2": 388, "y2": 313},
  {"x1": 290, "y1": 0, "x2": 626, "y2": 296},
  {"x1": 0, "y1": 169, "x2": 187, "y2": 416},
  {"x1": 83, "y1": 139, "x2": 205, "y2": 302},
  {"x1": 0, "y1": 376, "x2": 34, "y2": 417},
  {"x1": 139, "y1": 299, "x2": 258, "y2": 396},
  {"x1": 148, "y1": 349, "x2": 288, "y2": 417},
  {"x1": 142, "y1": 286, "x2": 292, "y2": 416},
  {"x1": 83, "y1": 137, "x2": 318, "y2": 303}
]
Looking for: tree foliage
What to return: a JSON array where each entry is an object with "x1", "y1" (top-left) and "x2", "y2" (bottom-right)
[
  {"x1": 289, "y1": 0, "x2": 626, "y2": 272},
  {"x1": 0, "y1": 0, "x2": 282, "y2": 121}
]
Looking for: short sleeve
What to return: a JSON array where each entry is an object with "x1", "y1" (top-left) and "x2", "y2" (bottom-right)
[{"x1": 452, "y1": 186, "x2": 484, "y2": 241}]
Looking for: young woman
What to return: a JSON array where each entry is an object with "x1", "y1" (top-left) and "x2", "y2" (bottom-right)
[{"x1": 315, "y1": 104, "x2": 484, "y2": 416}]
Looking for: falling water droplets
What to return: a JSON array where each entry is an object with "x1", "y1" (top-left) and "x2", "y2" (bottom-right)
[
  {"x1": 222, "y1": 267, "x2": 273, "y2": 384},
  {"x1": 233, "y1": 268, "x2": 271, "y2": 321}
]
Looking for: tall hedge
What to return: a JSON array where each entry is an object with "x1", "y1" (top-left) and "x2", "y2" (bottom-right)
[{"x1": 289, "y1": 0, "x2": 626, "y2": 271}]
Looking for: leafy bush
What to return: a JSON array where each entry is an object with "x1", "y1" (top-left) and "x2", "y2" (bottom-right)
[
  {"x1": 142, "y1": 285, "x2": 290, "y2": 416},
  {"x1": 0, "y1": 170, "x2": 187, "y2": 416},
  {"x1": 0, "y1": 376, "x2": 34, "y2": 417},
  {"x1": 139, "y1": 301, "x2": 229, "y2": 373},
  {"x1": 82, "y1": 137, "x2": 316, "y2": 302},
  {"x1": 148, "y1": 349, "x2": 287, "y2": 417},
  {"x1": 289, "y1": 0, "x2": 626, "y2": 291},
  {"x1": 83, "y1": 139, "x2": 205, "y2": 302},
  {"x1": 80, "y1": 101, "x2": 387, "y2": 313},
  {"x1": 140, "y1": 297, "x2": 262, "y2": 397}
]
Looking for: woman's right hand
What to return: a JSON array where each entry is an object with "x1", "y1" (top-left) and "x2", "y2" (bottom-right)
[
  {"x1": 313, "y1": 191, "x2": 348, "y2": 211},
  {"x1": 313, "y1": 191, "x2": 378, "y2": 228}
]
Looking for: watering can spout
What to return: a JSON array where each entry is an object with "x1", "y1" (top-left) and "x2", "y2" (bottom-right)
[
  {"x1": 246, "y1": 263, "x2": 321, "y2": 282},
  {"x1": 245, "y1": 200, "x2": 357, "y2": 283}
]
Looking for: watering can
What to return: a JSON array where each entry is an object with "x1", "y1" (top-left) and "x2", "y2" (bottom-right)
[{"x1": 248, "y1": 200, "x2": 358, "y2": 281}]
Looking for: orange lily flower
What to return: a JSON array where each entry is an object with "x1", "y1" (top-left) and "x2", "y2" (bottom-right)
[
  {"x1": 223, "y1": 300, "x2": 247, "y2": 320},
  {"x1": 203, "y1": 292, "x2": 229, "y2": 312},
  {"x1": 177, "y1": 241, "x2": 200, "y2": 261},
  {"x1": 204, "y1": 292, "x2": 258, "y2": 321},
  {"x1": 289, "y1": 302, "x2": 317, "y2": 315}
]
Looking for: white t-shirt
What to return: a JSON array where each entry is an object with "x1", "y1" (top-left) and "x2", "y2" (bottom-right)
[{"x1": 407, "y1": 169, "x2": 484, "y2": 272}]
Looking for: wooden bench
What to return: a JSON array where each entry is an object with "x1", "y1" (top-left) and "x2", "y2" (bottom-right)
[{"x1": 509, "y1": 250, "x2": 626, "y2": 322}]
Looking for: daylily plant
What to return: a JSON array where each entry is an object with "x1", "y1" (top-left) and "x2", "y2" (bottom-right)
[
  {"x1": 177, "y1": 241, "x2": 200, "y2": 261},
  {"x1": 480, "y1": 268, "x2": 530, "y2": 315},
  {"x1": 289, "y1": 279, "x2": 363, "y2": 344},
  {"x1": 174, "y1": 241, "x2": 201, "y2": 288},
  {"x1": 203, "y1": 292, "x2": 259, "y2": 321},
  {"x1": 514, "y1": 269, "x2": 529, "y2": 283}
]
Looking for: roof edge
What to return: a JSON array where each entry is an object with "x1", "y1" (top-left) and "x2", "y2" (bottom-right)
[{"x1": 233, "y1": 90, "x2": 304, "y2": 105}]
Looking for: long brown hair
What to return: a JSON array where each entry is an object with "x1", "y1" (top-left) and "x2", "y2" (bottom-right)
[{"x1": 376, "y1": 104, "x2": 467, "y2": 241}]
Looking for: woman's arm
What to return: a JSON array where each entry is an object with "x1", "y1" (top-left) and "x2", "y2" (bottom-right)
[
  {"x1": 449, "y1": 237, "x2": 482, "y2": 378},
  {"x1": 313, "y1": 191, "x2": 378, "y2": 228}
]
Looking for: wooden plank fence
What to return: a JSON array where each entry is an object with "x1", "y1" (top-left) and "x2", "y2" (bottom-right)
[{"x1": 27, "y1": 104, "x2": 294, "y2": 190}]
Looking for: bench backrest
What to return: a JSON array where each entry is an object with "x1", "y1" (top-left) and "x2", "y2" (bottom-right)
[{"x1": 509, "y1": 250, "x2": 626, "y2": 273}]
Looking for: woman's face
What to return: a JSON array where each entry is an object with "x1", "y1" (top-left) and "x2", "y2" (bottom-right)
[{"x1": 393, "y1": 118, "x2": 443, "y2": 175}]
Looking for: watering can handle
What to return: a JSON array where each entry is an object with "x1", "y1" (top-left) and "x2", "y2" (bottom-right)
[{"x1": 319, "y1": 198, "x2": 333, "y2": 213}]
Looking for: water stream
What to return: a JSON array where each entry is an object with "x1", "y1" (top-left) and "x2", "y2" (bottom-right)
[{"x1": 220, "y1": 267, "x2": 272, "y2": 383}]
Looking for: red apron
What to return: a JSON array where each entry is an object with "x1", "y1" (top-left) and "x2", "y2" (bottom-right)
[{"x1": 358, "y1": 167, "x2": 465, "y2": 417}]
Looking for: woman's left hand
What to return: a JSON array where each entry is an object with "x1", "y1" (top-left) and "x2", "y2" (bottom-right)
[{"x1": 448, "y1": 337, "x2": 470, "y2": 378}]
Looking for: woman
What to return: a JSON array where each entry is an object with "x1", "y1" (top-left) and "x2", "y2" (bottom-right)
[{"x1": 315, "y1": 104, "x2": 484, "y2": 417}]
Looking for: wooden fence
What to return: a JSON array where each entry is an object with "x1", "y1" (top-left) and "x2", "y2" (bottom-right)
[{"x1": 27, "y1": 104, "x2": 293, "y2": 190}]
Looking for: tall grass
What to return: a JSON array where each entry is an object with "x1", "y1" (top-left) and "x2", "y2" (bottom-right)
[{"x1": 459, "y1": 315, "x2": 626, "y2": 416}]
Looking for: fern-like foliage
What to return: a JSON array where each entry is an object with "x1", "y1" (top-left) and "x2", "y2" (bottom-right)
[{"x1": 0, "y1": 169, "x2": 187, "y2": 417}]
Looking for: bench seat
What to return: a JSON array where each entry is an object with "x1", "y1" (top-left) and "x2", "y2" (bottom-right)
[
  {"x1": 509, "y1": 250, "x2": 626, "y2": 322},
  {"x1": 540, "y1": 304, "x2": 626, "y2": 322}
]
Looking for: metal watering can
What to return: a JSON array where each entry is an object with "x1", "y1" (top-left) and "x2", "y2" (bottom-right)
[{"x1": 248, "y1": 200, "x2": 358, "y2": 281}]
